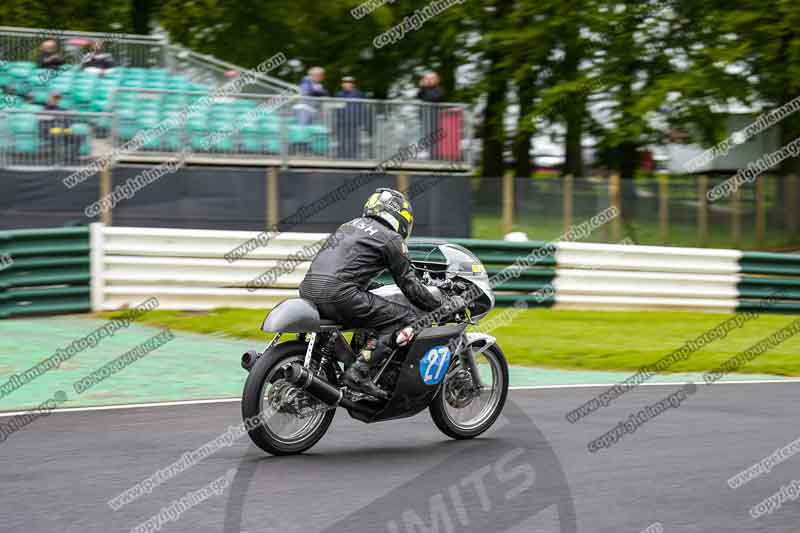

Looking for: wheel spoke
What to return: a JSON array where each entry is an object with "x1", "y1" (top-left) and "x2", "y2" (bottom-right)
[
  {"x1": 258, "y1": 355, "x2": 328, "y2": 445},
  {"x1": 442, "y1": 349, "x2": 505, "y2": 431}
]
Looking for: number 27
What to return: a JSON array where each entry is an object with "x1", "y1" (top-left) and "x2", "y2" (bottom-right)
[{"x1": 425, "y1": 347, "x2": 449, "y2": 382}]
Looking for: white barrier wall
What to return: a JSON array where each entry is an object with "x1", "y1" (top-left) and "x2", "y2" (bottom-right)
[
  {"x1": 91, "y1": 225, "x2": 326, "y2": 311},
  {"x1": 551, "y1": 242, "x2": 742, "y2": 312},
  {"x1": 91, "y1": 224, "x2": 746, "y2": 312}
]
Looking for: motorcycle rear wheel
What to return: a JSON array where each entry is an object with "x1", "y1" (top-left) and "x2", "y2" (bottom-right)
[
  {"x1": 242, "y1": 340, "x2": 337, "y2": 455},
  {"x1": 429, "y1": 343, "x2": 509, "y2": 439}
]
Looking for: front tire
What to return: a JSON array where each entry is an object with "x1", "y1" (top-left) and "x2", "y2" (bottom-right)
[
  {"x1": 429, "y1": 343, "x2": 509, "y2": 439},
  {"x1": 242, "y1": 340, "x2": 337, "y2": 455}
]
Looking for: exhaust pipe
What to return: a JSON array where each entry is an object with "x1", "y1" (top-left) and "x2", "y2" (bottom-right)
[
  {"x1": 241, "y1": 350, "x2": 260, "y2": 372},
  {"x1": 283, "y1": 363, "x2": 343, "y2": 406}
]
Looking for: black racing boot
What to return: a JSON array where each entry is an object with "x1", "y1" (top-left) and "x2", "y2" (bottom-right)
[{"x1": 343, "y1": 356, "x2": 389, "y2": 400}]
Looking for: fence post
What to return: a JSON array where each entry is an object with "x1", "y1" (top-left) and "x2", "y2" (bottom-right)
[
  {"x1": 397, "y1": 173, "x2": 409, "y2": 196},
  {"x1": 789, "y1": 174, "x2": 799, "y2": 235},
  {"x1": 732, "y1": 185, "x2": 743, "y2": 249},
  {"x1": 563, "y1": 174, "x2": 574, "y2": 233},
  {"x1": 267, "y1": 167, "x2": 279, "y2": 230},
  {"x1": 659, "y1": 175, "x2": 669, "y2": 244},
  {"x1": 89, "y1": 223, "x2": 105, "y2": 312},
  {"x1": 609, "y1": 174, "x2": 622, "y2": 241},
  {"x1": 280, "y1": 107, "x2": 289, "y2": 168},
  {"x1": 100, "y1": 167, "x2": 112, "y2": 226},
  {"x1": 755, "y1": 176, "x2": 766, "y2": 248},
  {"x1": 502, "y1": 174, "x2": 514, "y2": 236},
  {"x1": 698, "y1": 176, "x2": 709, "y2": 247}
]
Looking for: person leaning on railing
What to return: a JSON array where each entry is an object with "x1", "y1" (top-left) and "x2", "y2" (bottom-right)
[
  {"x1": 80, "y1": 40, "x2": 115, "y2": 74},
  {"x1": 335, "y1": 76, "x2": 369, "y2": 159},
  {"x1": 39, "y1": 91, "x2": 82, "y2": 163},
  {"x1": 297, "y1": 66, "x2": 328, "y2": 126},
  {"x1": 417, "y1": 71, "x2": 444, "y2": 159},
  {"x1": 38, "y1": 40, "x2": 65, "y2": 69}
]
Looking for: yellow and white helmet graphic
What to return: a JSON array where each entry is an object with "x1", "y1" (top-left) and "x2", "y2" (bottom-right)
[{"x1": 362, "y1": 188, "x2": 414, "y2": 239}]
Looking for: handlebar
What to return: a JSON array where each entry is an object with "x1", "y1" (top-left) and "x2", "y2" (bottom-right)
[{"x1": 427, "y1": 277, "x2": 468, "y2": 294}]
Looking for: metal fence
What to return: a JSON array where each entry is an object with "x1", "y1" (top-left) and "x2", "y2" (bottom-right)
[
  {"x1": 0, "y1": 26, "x2": 291, "y2": 94},
  {"x1": 107, "y1": 89, "x2": 472, "y2": 169},
  {"x1": 0, "y1": 108, "x2": 111, "y2": 169},
  {"x1": 0, "y1": 26, "x2": 473, "y2": 171},
  {"x1": 0, "y1": 93, "x2": 472, "y2": 170},
  {"x1": 476, "y1": 175, "x2": 800, "y2": 251},
  {"x1": 0, "y1": 26, "x2": 165, "y2": 69}
]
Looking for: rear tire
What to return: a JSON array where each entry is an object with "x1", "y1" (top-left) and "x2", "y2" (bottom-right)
[
  {"x1": 429, "y1": 343, "x2": 509, "y2": 439},
  {"x1": 242, "y1": 340, "x2": 337, "y2": 455}
]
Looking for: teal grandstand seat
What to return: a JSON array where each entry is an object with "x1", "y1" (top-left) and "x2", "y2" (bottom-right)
[
  {"x1": 7, "y1": 62, "x2": 35, "y2": 79},
  {"x1": 9, "y1": 114, "x2": 38, "y2": 132},
  {"x1": 71, "y1": 123, "x2": 92, "y2": 156},
  {"x1": 159, "y1": 111, "x2": 184, "y2": 151},
  {"x1": 309, "y1": 124, "x2": 330, "y2": 155},
  {"x1": 188, "y1": 83, "x2": 209, "y2": 93},
  {"x1": 102, "y1": 69, "x2": 124, "y2": 80},
  {"x1": 116, "y1": 109, "x2": 140, "y2": 141},
  {"x1": 120, "y1": 78, "x2": 148, "y2": 88},
  {"x1": 207, "y1": 123, "x2": 236, "y2": 152},
  {"x1": 8, "y1": 112, "x2": 39, "y2": 155},
  {"x1": 186, "y1": 112, "x2": 210, "y2": 151},
  {"x1": 265, "y1": 137, "x2": 280, "y2": 154},
  {"x1": 137, "y1": 115, "x2": 168, "y2": 150},
  {"x1": 287, "y1": 124, "x2": 311, "y2": 144}
]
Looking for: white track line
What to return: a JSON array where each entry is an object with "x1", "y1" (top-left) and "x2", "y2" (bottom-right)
[
  {"x1": 508, "y1": 378, "x2": 800, "y2": 390},
  {"x1": 0, "y1": 397, "x2": 240, "y2": 418},
  {"x1": 1, "y1": 378, "x2": 799, "y2": 418}
]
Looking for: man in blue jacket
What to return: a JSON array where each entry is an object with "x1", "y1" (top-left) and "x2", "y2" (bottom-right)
[
  {"x1": 335, "y1": 76, "x2": 368, "y2": 158},
  {"x1": 297, "y1": 67, "x2": 328, "y2": 125}
]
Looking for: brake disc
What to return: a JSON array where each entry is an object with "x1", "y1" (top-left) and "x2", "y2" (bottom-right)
[
  {"x1": 267, "y1": 379, "x2": 332, "y2": 418},
  {"x1": 445, "y1": 369, "x2": 478, "y2": 409}
]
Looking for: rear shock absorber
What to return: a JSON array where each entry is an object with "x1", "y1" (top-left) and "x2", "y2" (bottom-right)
[{"x1": 313, "y1": 333, "x2": 337, "y2": 374}]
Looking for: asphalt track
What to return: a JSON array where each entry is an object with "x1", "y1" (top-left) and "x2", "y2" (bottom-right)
[{"x1": 2, "y1": 383, "x2": 799, "y2": 533}]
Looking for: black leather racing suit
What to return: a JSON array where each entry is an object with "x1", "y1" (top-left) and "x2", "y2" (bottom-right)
[{"x1": 299, "y1": 217, "x2": 442, "y2": 359}]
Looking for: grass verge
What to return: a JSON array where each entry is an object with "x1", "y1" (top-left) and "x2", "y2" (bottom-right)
[{"x1": 98, "y1": 307, "x2": 800, "y2": 376}]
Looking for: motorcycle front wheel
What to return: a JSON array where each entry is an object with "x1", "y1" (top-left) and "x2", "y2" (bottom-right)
[
  {"x1": 429, "y1": 343, "x2": 509, "y2": 439},
  {"x1": 242, "y1": 340, "x2": 336, "y2": 455}
]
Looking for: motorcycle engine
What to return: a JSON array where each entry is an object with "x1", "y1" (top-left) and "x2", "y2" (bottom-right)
[
  {"x1": 350, "y1": 329, "x2": 375, "y2": 354},
  {"x1": 375, "y1": 365, "x2": 400, "y2": 393}
]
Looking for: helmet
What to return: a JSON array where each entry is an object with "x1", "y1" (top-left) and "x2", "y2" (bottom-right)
[{"x1": 362, "y1": 188, "x2": 414, "y2": 239}]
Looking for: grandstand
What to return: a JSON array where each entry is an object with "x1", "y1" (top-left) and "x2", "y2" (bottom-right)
[{"x1": 0, "y1": 26, "x2": 472, "y2": 171}]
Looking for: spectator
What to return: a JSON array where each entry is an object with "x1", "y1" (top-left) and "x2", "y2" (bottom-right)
[
  {"x1": 41, "y1": 91, "x2": 81, "y2": 162},
  {"x1": 299, "y1": 66, "x2": 328, "y2": 97},
  {"x1": 417, "y1": 72, "x2": 444, "y2": 103},
  {"x1": 294, "y1": 67, "x2": 328, "y2": 126},
  {"x1": 296, "y1": 66, "x2": 328, "y2": 126},
  {"x1": 38, "y1": 40, "x2": 65, "y2": 69},
  {"x1": 43, "y1": 90, "x2": 64, "y2": 111},
  {"x1": 336, "y1": 76, "x2": 363, "y2": 99},
  {"x1": 81, "y1": 40, "x2": 115, "y2": 73},
  {"x1": 417, "y1": 72, "x2": 444, "y2": 158},
  {"x1": 335, "y1": 76, "x2": 368, "y2": 159}
]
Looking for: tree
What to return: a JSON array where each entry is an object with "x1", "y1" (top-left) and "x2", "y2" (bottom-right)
[{"x1": 0, "y1": 0, "x2": 131, "y2": 32}]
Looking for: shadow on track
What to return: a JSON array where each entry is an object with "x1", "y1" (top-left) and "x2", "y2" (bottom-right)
[{"x1": 222, "y1": 399, "x2": 577, "y2": 533}]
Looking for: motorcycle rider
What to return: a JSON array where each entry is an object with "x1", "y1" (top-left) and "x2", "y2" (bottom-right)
[{"x1": 299, "y1": 188, "x2": 461, "y2": 399}]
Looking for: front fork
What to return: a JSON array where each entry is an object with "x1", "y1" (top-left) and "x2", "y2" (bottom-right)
[{"x1": 457, "y1": 333, "x2": 497, "y2": 391}]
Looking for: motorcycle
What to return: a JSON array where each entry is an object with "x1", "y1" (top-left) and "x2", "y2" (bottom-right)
[{"x1": 240, "y1": 241, "x2": 509, "y2": 455}]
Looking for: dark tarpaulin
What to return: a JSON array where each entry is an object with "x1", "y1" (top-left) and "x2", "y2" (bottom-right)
[
  {"x1": 110, "y1": 165, "x2": 267, "y2": 231},
  {"x1": 0, "y1": 169, "x2": 98, "y2": 229},
  {"x1": 278, "y1": 170, "x2": 471, "y2": 237},
  {"x1": 1, "y1": 166, "x2": 471, "y2": 237}
]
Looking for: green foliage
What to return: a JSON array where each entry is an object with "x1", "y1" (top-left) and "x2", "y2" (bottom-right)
[
  {"x1": 4, "y1": 0, "x2": 800, "y2": 175},
  {"x1": 0, "y1": 0, "x2": 132, "y2": 32}
]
